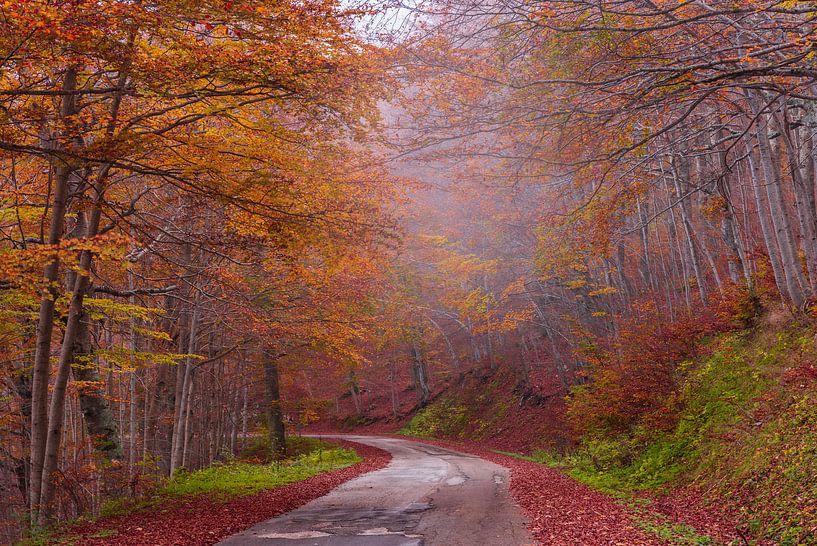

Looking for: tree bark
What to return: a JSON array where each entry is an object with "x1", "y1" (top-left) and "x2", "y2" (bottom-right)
[
  {"x1": 747, "y1": 140, "x2": 788, "y2": 299},
  {"x1": 29, "y1": 66, "x2": 79, "y2": 518},
  {"x1": 170, "y1": 305, "x2": 199, "y2": 475},
  {"x1": 263, "y1": 353, "x2": 286, "y2": 459},
  {"x1": 38, "y1": 178, "x2": 106, "y2": 523},
  {"x1": 72, "y1": 310, "x2": 124, "y2": 461},
  {"x1": 776, "y1": 105, "x2": 817, "y2": 293},
  {"x1": 410, "y1": 341, "x2": 430, "y2": 407},
  {"x1": 748, "y1": 91, "x2": 807, "y2": 307},
  {"x1": 672, "y1": 155, "x2": 708, "y2": 303}
]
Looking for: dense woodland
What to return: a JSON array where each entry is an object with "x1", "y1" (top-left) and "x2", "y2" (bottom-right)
[{"x1": 2, "y1": 0, "x2": 817, "y2": 542}]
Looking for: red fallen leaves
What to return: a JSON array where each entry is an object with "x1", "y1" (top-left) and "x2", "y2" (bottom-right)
[
  {"x1": 649, "y1": 488, "x2": 749, "y2": 545},
  {"x1": 68, "y1": 441, "x2": 391, "y2": 546},
  {"x1": 412, "y1": 437, "x2": 659, "y2": 545},
  {"x1": 407, "y1": 435, "x2": 749, "y2": 545}
]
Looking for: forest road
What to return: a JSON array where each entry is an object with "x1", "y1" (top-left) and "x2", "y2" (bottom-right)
[{"x1": 217, "y1": 435, "x2": 534, "y2": 546}]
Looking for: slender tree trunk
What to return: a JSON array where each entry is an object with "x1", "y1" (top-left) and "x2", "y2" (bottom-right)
[
  {"x1": 170, "y1": 305, "x2": 199, "y2": 475},
  {"x1": 181, "y1": 375, "x2": 194, "y2": 470},
  {"x1": 240, "y1": 386, "x2": 248, "y2": 452},
  {"x1": 748, "y1": 91, "x2": 807, "y2": 307},
  {"x1": 636, "y1": 197, "x2": 656, "y2": 292},
  {"x1": 263, "y1": 352, "x2": 286, "y2": 459},
  {"x1": 39, "y1": 176, "x2": 106, "y2": 523},
  {"x1": 759, "y1": 127, "x2": 807, "y2": 307},
  {"x1": 410, "y1": 342, "x2": 430, "y2": 407},
  {"x1": 663, "y1": 173, "x2": 692, "y2": 310},
  {"x1": 29, "y1": 66, "x2": 79, "y2": 518},
  {"x1": 777, "y1": 106, "x2": 817, "y2": 292},
  {"x1": 128, "y1": 269, "x2": 139, "y2": 474},
  {"x1": 389, "y1": 360, "x2": 400, "y2": 420},
  {"x1": 672, "y1": 156, "x2": 708, "y2": 303},
  {"x1": 747, "y1": 141, "x2": 788, "y2": 298}
]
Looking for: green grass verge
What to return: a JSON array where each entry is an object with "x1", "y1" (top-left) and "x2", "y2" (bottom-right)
[
  {"x1": 519, "y1": 325, "x2": 817, "y2": 545},
  {"x1": 24, "y1": 438, "x2": 360, "y2": 545},
  {"x1": 101, "y1": 440, "x2": 359, "y2": 517},
  {"x1": 157, "y1": 446, "x2": 359, "y2": 501},
  {"x1": 494, "y1": 449, "x2": 715, "y2": 544}
]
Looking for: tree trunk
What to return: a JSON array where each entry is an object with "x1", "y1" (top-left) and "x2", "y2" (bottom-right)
[
  {"x1": 29, "y1": 66, "x2": 79, "y2": 518},
  {"x1": 263, "y1": 353, "x2": 286, "y2": 459},
  {"x1": 170, "y1": 305, "x2": 199, "y2": 475},
  {"x1": 128, "y1": 268, "x2": 140, "y2": 474},
  {"x1": 747, "y1": 140, "x2": 788, "y2": 299},
  {"x1": 389, "y1": 360, "x2": 400, "y2": 420},
  {"x1": 72, "y1": 310, "x2": 124, "y2": 468},
  {"x1": 672, "y1": 156, "x2": 708, "y2": 303},
  {"x1": 777, "y1": 105, "x2": 817, "y2": 293},
  {"x1": 181, "y1": 375, "x2": 195, "y2": 470},
  {"x1": 410, "y1": 342, "x2": 430, "y2": 407},
  {"x1": 39, "y1": 177, "x2": 106, "y2": 524},
  {"x1": 748, "y1": 91, "x2": 806, "y2": 307}
]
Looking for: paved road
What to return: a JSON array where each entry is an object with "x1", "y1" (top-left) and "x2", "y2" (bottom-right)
[{"x1": 218, "y1": 435, "x2": 533, "y2": 546}]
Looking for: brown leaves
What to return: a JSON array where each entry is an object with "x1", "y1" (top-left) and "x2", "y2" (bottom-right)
[{"x1": 68, "y1": 440, "x2": 391, "y2": 546}]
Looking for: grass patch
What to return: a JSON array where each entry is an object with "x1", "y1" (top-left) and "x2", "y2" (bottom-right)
[
  {"x1": 100, "y1": 442, "x2": 359, "y2": 518},
  {"x1": 101, "y1": 438, "x2": 361, "y2": 516},
  {"x1": 633, "y1": 514, "x2": 714, "y2": 545},
  {"x1": 159, "y1": 447, "x2": 359, "y2": 501},
  {"x1": 399, "y1": 398, "x2": 472, "y2": 439},
  {"x1": 28, "y1": 438, "x2": 359, "y2": 546}
]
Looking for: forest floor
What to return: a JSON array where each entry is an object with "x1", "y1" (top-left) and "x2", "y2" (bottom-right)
[
  {"x1": 389, "y1": 435, "x2": 739, "y2": 546},
  {"x1": 41, "y1": 440, "x2": 391, "y2": 546}
]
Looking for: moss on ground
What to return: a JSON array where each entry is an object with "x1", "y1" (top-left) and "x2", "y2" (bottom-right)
[
  {"x1": 406, "y1": 320, "x2": 817, "y2": 545},
  {"x1": 541, "y1": 324, "x2": 817, "y2": 544}
]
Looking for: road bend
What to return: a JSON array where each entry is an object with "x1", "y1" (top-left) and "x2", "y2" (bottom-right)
[{"x1": 217, "y1": 435, "x2": 533, "y2": 546}]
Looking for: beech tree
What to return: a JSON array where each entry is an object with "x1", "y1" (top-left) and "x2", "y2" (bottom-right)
[
  {"x1": 350, "y1": 0, "x2": 817, "y2": 440},
  {"x1": 0, "y1": 0, "x2": 396, "y2": 534}
]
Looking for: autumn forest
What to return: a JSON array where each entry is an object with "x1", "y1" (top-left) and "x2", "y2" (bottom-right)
[{"x1": 2, "y1": 1, "x2": 817, "y2": 545}]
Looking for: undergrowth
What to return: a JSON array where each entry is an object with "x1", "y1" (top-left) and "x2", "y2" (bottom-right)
[
  {"x1": 100, "y1": 440, "x2": 358, "y2": 517},
  {"x1": 399, "y1": 398, "x2": 472, "y2": 438},
  {"x1": 540, "y1": 323, "x2": 817, "y2": 544},
  {"x1": 29, "y1": 438, "x2": 359, "y2": 545},
  {"x1": 406, "y1": 315, "x2": 817, "y2": 545}
]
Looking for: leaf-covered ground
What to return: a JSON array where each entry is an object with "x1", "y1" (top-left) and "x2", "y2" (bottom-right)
[
  {"x1": 57, "y1": 434, "x2": 749, "y2": 545},
  {"x1": 393, "y1": 436, "x2": 749, "y2": 546},
  {"x1": 401, "y1": 436, "x2": 658, "y2": 545},
  {"x1": 63, "y1": 440, "x2": 391, "y2": 546}
]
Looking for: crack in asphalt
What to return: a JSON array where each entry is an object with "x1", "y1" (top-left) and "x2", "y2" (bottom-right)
[{"x1": 217, "y1": 436, "x2": 533, "y2": 546}]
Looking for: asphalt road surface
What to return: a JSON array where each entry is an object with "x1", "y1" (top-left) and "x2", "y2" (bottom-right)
[{"x1": 218, "y1": 435, "x2": 533, "y2": 546}]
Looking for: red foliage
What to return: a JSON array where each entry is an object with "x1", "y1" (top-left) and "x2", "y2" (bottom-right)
[
  {"x1": 395, "y1": 436, "x2": 658, "y2": 545},
  {"x1": 568, "y1": 304, "x2": 730, "y2": 436},
  {"x1": 394, "y1": 435, "x2": 750, "y2": 545},
  {"x1": 649, "y1": 488, "x2": 753, "y2": 545},
  {"x1": 68, "y1": 441, "x2": 391, "y2": 546}
]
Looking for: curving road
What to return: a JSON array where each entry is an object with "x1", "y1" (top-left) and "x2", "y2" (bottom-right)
[{"x1": 218, "y1": 436, "x2": 534, "y2": 546}]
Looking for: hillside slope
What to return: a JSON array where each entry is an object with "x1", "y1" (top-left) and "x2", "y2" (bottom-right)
[{"x1": 336, "y1": 314, "x2": 817, "y2": 544}]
